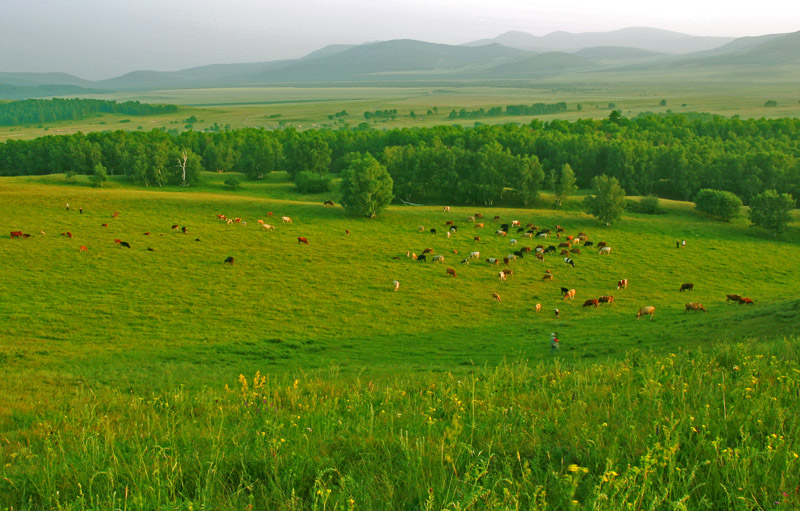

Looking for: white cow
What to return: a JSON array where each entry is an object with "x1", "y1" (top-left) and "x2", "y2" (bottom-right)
[{"x1": 281, "y1": 216, "x2": 293, "y2": 224}]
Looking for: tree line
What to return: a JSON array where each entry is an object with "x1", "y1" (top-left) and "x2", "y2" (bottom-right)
[
  {"x1": 1, "y1": 113, "x2": 799, "y2": 206},
  {"x1": 448, "y1": 102, "x2": 568, "y2": 120},
  {"x1": 0, "y1": 98, "x2": 178, "y2": 126}
]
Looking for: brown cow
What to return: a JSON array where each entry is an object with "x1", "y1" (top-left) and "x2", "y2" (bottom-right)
[
  {"x1": 502, "y1": 268, "x2": 513, "y2": 276},
  {"x1": 542, "y1": 272, "x2": 553, "y2": 282},
  {"x1": 491, "y1": 292, "x2": 501, "y2": 302},
  {"x1": 726, "y1": 294, "x2": 742, "y2": 302},
  {"x1": 10, "y1": 231, "x2": 23, "y2": 239},
  {"x1": 597, "y1": 241, "x2": 607, "y2": 248},
  {"x1": 685, "y1": 302, "x2": 707, "y2": 313},
  {"x1": 563, "y1": 289, "x2": 576, "y2": 300},
  {"x1": 79, "y1": 245, "x2": 88, "y2": 252},
  {"x1": 738, "y1": 297, "x2": 754, "y2": 305},
  {"x1": 583, "y1": 299, "x2": 599, "y2": 308},
  {"x1": 298, "y1": 237, "x2": 309, "y2": 245},
  {"x1": 598, "y1": 296, "x2": 614, "y2": 305},
  {"x1": 446, "y1": 268, "x2": 457, "y2": 278},
  {"x1": 617, "y1": 279, "x2": 628, "y2": 289},
  {"x1": 679, "y1": 283, "x2": 694, "y2": 292},
  {"x1": 534, "y1": 303, "x2": 542, "y2": 312},
  {"x1": 570, "y1": 248, "x2": 581, "y2": 255}
]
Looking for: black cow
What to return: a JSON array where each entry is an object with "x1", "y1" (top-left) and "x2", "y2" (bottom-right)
[
  {"x1": 120, "y1": 241, "x2": 131, "y2": 249},
  {"x1": 224, "y1": 256, "x2": 234, "y2": 265},
  {"x1": 679, "y1": 283, "x2": 694, "y2": 292},
  {"x1": 564, "y1": 257, "x2": 575, "y2": 268},
  {"x1": 500, "y1": 224, "x2": 509, "y2": 232},
  {"x1": 449, "y1": 226, "x2": 457, "y2": 233},
  {"x1": 430, "y1": 229, "x2": 437, "y2": 235},
  {"x1": 417, "y1": 255, "x2": 427, "y2": 263},
  {"x1": 513, "y1": 250, "x2": 524, "y2": 258},
  {"x1": 543, "y1": 245, "x2": 557, "y2": 254},
  {"x1": 560, "y1": 287, "x2": 570, "y2": 295},
  {"x1": 517, "y1": 227, "x2": 525, "y2": 233},
  {"x1": 583, "y1": 241, "x2": 593, "y2": 247}
]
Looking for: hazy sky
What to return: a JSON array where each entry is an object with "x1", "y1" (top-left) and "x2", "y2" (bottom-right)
[{"x1": 2, "y1": 0, "x2": 798, "y2": 80}]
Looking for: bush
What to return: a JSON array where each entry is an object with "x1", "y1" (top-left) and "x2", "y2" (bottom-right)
[
  {"x1": 638, "y1": 195, "x2": 661, "y2": 214},
  {"x1": 295, "y1": 171, "x2": 331, "y2": 194},
  {"x1": 224, "y1": 176, "x2": 241, "y2": 189},
  {"x1": 694, "y1": 189, "x2": 742, "y2": 221}
]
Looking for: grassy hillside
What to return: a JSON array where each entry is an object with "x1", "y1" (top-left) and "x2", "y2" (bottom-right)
[{"x1": 1, "y1": 174, "x2": 798, "y2": 508}]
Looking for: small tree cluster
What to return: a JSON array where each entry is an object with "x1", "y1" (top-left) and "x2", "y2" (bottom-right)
[
  {"x1": 748, "y1": 189, "x2": 795, "y2": 237},
  {"x1": 295, "y1": 171, "x2": 331, "y2": 194},
  {"x1": 694, "y1": 189, "x2": 743, "y2": 221},
  {"x1": 339, "y1": 153, "x2": 393, "y2": 218},
  {"x1": 584, "y1": 175, "x2": 626, "y2": 226}
]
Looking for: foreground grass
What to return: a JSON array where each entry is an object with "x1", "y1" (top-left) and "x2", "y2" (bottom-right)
[{"x1": 1, "y1": 337, "x2": 798, "y2": 510}]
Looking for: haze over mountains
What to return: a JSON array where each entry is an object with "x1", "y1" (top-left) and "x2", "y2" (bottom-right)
[{"x1": 1, "y1": 27, "x2": 798, "y2": 98}]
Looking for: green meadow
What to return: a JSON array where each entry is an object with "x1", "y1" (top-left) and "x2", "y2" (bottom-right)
[
  {"x1": 1, "y1": 173, "x2": 799, "y2": 509},
  {"x1": 3, "y1": 81, "x2": 800, "y2": 142}
]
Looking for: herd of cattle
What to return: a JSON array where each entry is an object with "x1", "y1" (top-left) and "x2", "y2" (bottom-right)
[
  {"x1": 9, "y1": 201, "x2": 756, "y2": 323},
  {"x1": 399, "y1": 206, "x2": 755, "y2": 320}
]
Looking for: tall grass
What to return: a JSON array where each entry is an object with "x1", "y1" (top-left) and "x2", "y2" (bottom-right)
[{"x1": 1, "y1": 337, "x2": 798, "y2": 510}]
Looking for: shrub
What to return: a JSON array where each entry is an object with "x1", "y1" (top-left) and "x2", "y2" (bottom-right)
[
  {"x1": 295, "y1": 171, "x2": 331, "y2": 194},
  {"x1": 694, "y1": 189, "x2": 742, "y2": 221},
  {"x1": 224, "y1": 176, "x2": 241, "y2": 189},
  {"x1": 638, "y1": 195, "x2": 661, "y2": 214}
]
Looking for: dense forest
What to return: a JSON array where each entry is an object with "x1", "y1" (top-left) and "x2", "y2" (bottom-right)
[
  {"x1": 1, "y1": 113, "x2": 799, "y2": 204},
  {"x1": 0, "y1": 98, "x2": 178, "y2": 126}
]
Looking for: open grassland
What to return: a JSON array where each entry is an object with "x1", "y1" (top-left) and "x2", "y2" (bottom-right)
[
  {"x1": 1, "y1": 174, "x2": 799, "y2": 509},
  {"x1": 1, "y1": 336, "x2": 798, "y2": 509},
  {"x1": 3, "y1": 80, "x2": 800, "y2": 141}
]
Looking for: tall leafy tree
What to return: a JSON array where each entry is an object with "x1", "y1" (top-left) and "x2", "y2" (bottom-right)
[
  {"x1": 585, "y1": 175, "x2": 626, "y2": 226},
  {"x1": 340, "y1": 153, "x2": 394, "y2": 217},
  {"x1": 553, "y1": 163, "x2": 577, "y2": 207},
  {"x1": 748, "y1": 189, "x2": 795, "y2": 237}
]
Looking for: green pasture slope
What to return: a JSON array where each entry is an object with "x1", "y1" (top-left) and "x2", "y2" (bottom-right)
[{"x1": 1, "y1": 173, "x2": 799, "y2": 509}]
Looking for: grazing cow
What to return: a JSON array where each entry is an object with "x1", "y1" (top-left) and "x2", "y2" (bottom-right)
[
  {"x1": 503, "y1": 257, "x2": 510, "y2": 265},
  {"x1": 281, "y1": 216, "x2": 293, "y2": 223},
  {"x1": 469, "y1": 251, "x2": 480, "y2": 261},
  {"x1": 494, "y1": 216, "x2": 501, "y2": 221},
  {"x1": 566, "y1": 235, "x2": 574, "y2": 242},
  {"x1": 418, "y1": 225, "x2": 425, "y2": 232},
  {"x1": 563, "y1": 289, "x2": 576, "y2": 300},
  {"x1": 393, "y1": 280, "x2": 400, "y2": 291},
  {"x1": 461, "y1": 258, "x2": 469, "y2": 264},
  {"x1": 181, "y1": 226, "x2": 188, "y2": 234},
  {"x1": 449, "y1": 226, "x2": 457, "y2": 233},
  {"x1": 217, "y1": 214, "x2": 227, "y2": 221},
  {"x1": 224, "y1": 256, "x2": 234, "y2": 265},
  {"x1": 474, "y1": 236, "x2": 481, "y2": 242},
  {"x1": 447, "y1": 268, "x2": 459, "y2": 277},
  {"x1": 417, "y1": 255, "x2": 427, "y2": 263},
  {"x1": 679, "y1": 283, "x2": 694, "y2": 292},
  {"x1": 584, "y1": 241, "x2": 594, "y2": 247},
  {"x1": 144, "y1": 232, "x2": 151, "y2": 236},
  {"x1": 558, "y1": 242, "x2": 570, "y2": 248},
  {"x1": 79, "y1": 245, "x2": 88, "y2": 252},
  {"x1": 599, "y1": 246, "x2": 612, "y2": 255},
  {"x1": 685, "y1": 302, "x2": 707, "y2": 313},
  {"x1": 535, "y1": 252, "x2": 544, "y2": 262},
  {"x1": 172, "y1": 224, "x2": 179, "y2": 231},
  {"x1": 544, "y1": 245, "x2": 556, "y2": 254},
  {"x1": 517, "y1": 227, "x2": 525, "y2": 233},
  {"x1": 496, "y1": 230, "x2": 507, "y2": 237},
  {"x1": 535, "y1": 303, "x2": 542, "y2": 312},
  {"x1": 522, "y1": 246, "x2": 532, "y2": 253},
  {"x1": 542, "y1": 273, "x2": 554, "y2": 281},
  {"x1": 257, "y1": 219, "x2": 264, "y2": 225},
  {"x1": 40, "y1": 231, "x2": 46, "y2": 236},
  {"x1": 570, "y1": 248, "x2": 581, "y2": 255},
  {"x1": 726, "y1": 294, "x2": 742, "y2": 302},
  {"x1": 475, "y1": 213, "x2": 484, "y2": 219},
  {"x1": 112, "y1": 212, "x2": 119, "y2": 218},
  {"x1": 617, "y1": 279, "x2": 628, "y2": 290},
  {"x1": 537, "y1": 232, "x2": 548, "y2": 239},
  {"x1": 597, "y1": 241, "x2": 607, "y2": 248},
  {"x1": 422, "y1": 248, "x2": 434, "y2": 255},
  {"x1": 147, "y1": 247, "x2": 155, "y2": 252},
  {"x1": 63, "y1": 232, "x2": 73, "y2": 238},
  {"x1": 637, "y1": 306, "x2": 656, "y2": 320},
  {"x1": 120, "y1": 241, "x2": 131, "y2": 249},
  {"x1": 446, "y1": 232, "x2": 451, "y2": 239},
  {"x1": 560, "y1": 287, "x2": 570, "y2": 294},
  {"x1": 475, "y1": 223, "x2": 484, "y2": 229},
  {"x1": 113, "y1": 239, "x2": 122, "y2": 245},
  {"x1": 738, "y1": 297, "x2": 754, "y2": 305},
  {"x1": 10, "y1": 231, "x2": 23, "y2": 239},
  {"x1": 511, "y1": 252, "x2": 522, "y2": 259},
  {"x1": 298, "y1": 237, "x2": 309, "y2": 245},
  {"x1": 498, "y1": 272, "x2": 506, "y2": 281},
  {"x1": 511, "y1": 220, "x2": 520, "y2": 227},
  {"x1": 443, "y1": 206, "x2": 451, "y2": 213},
  {"x1": 430, "y1": 228, "x2": 437, "y2": 235},
  {"x1": 432, "y1": 255, "x2": 445, "y2": 263},
  {"x1": 445, "y1": 220, "x2": 454, "y2": 226},
  {"x1": 346, "y1": 230, "x2": 350, "y2": 236},
  {"x1": 486, "y1": 258, "x2": 499, "y2": 265},
  {"x1": 468, "y1": 216, "x2": 475, "y2": 222},
  {"x1": 583, "y1": 299, "x2": 599, "y2": 308},
  {"x1": 599, "y1": 296, "x2": 614, "y2": 304},
  {"x1": 556, "y1": 225, "x2": 565, "y2": 233},
  {"x1": 564, "y1": 257, "x2": 575, "y2": 267},
  {"x1": 323, "y1": 200, "x2": 335, "y2": 207},
  {"x1": 492, "y1": 292, "x2": 501, "y2": 302},
  {"x1": 267, "y1": 212, "x2": 273, "y2": 217},
  {"x1": 502, "y1": 268, "x2": 513, "y2": 277},
  {"x1": 262, "y1": 223, "x2": 275, "y2": 230},
  {"x1": 501, "y1": 224, "x2": 510, "y2": 232},
  {"x1": 560, "y1": 249, "x2": 570, "y2": 256},
  {"x1": 101, "y1": 223, "x2": 109, "y2": 228}
]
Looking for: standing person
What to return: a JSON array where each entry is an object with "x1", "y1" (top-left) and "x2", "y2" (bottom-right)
[
  {"x1": 682, "y1": 240, "x2": 686, "y2": 248},
  {"x1": 79, "y1": 207, "x2": 83, "y2": 214},
  {"x1": 554, "y1": 308, "x2": 560, "y2": 319},
  {"x1": 676, "y1": 240, "x2": 680, "y2": 249},
  {"x1": 550, "y1": 332, "x2": 560, "y2": 352},
  {"x1": 65, "y1": 202, "x2": 70, "y2": 211}
]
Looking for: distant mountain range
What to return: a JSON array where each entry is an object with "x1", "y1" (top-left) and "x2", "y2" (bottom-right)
[{"x1": 1, "y1": 27, "x2": 798, "y2": 98}]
